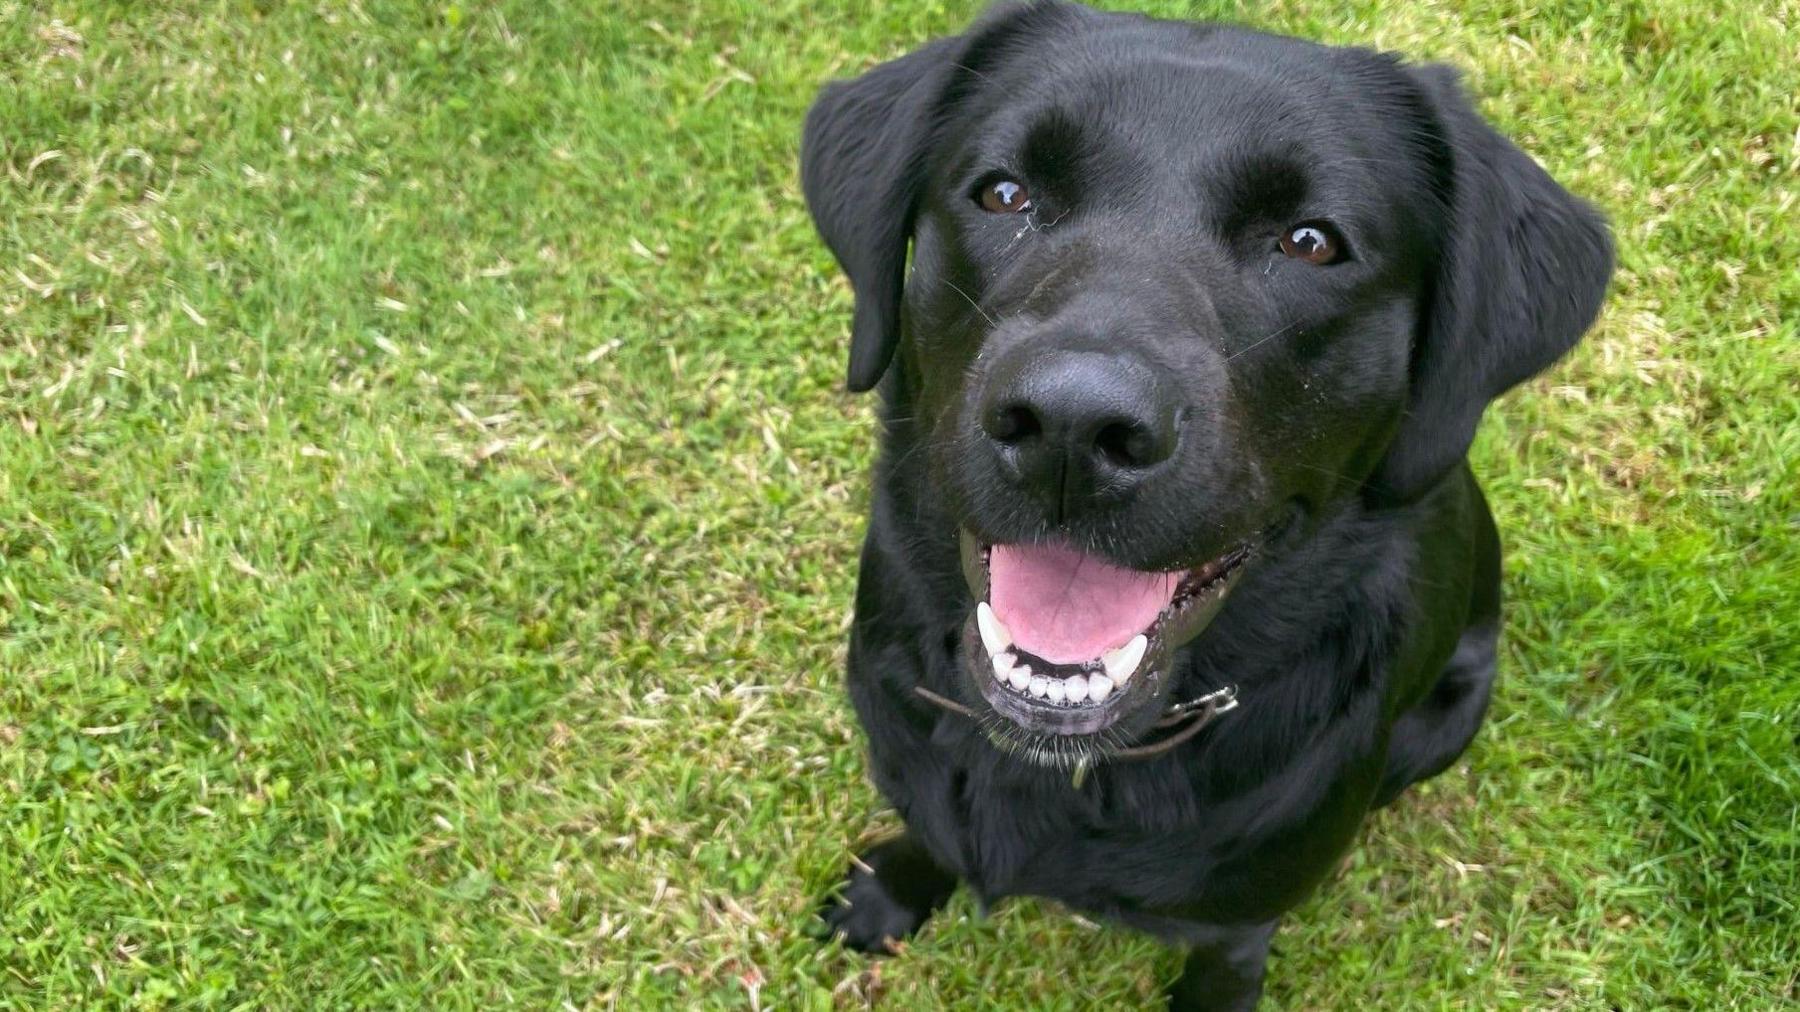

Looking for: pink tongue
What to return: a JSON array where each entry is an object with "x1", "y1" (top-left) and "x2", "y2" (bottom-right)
[{"x1": 988, "y1": 542, "x2": 1179, "y2": 665}]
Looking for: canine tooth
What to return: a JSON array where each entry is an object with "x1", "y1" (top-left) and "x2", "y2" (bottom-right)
[
  {"x1": 1102, "y1": 635, "x2": 1148, "y2": 684},
  {"x1": 976, "y1": 602, "x2": 1012, "y2": 655},
  {"x1": 1007, "y1": 666, "x2": 1032, "y2": 691},
  {"x1": 1045, "y1": 679, "x2": 1066, "y2": 703},
  {"x1": 1028, "y1": 676, "x2": 1048, "y2": 698},
  {"x1": 1064, "y1": 675, "x2": 1088, "y2": 704},
  {"x1": 991, "y1": 650, "x2": 1016, "y2": 679},
  {"x1": 1087, "y1": 674, "x2": 1113, "y2": 702}
]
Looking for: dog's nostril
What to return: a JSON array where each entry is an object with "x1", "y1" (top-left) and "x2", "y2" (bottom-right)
[
  {"x1": 1094, "y1": 421, "x2": 1156, "y2": 468},
  {"x1": 986, "y1": 404, "x2": 1042, "y2": 445}
]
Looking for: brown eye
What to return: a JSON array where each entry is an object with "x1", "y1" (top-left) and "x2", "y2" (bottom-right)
[
  {"x1": 1278, "y1": 223, "x2": 1343, "y2": 264},
  {"x1": 978, "y1": 179, "x2": 1032, "y2": 213}
]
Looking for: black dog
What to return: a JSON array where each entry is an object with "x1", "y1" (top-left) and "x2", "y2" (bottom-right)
[{"x1": 800, "y1": 3, "x2": 1610, "y2": 1008}]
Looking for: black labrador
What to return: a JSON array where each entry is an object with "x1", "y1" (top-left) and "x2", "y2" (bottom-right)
[{"x1": 799, "y1": 3, "x2": 1611, "y2": 1008}]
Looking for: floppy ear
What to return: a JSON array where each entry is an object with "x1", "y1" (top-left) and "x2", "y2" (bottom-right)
[
  {"x1": 1371, "y1": 65, "x2": 1614, "y2": 503},
  {"x1": 800, "y1": 37, "x2": 963, "y2": 392}
]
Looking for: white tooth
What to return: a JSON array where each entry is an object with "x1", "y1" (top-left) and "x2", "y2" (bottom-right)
[
  {"x1": 1064, "y1": 675, "x2": 1088, "y2": 704},
  {"x1": 991, "y1": 650, "x2": 1016, "y2": 679},
  {"x1": 1087, "y1": 674, "x2": 1113, "y2": 702},
  {"x1": 976, "y1": 602, "x2": 1012, "y2": 655},
  {"x1": 1102, "y1": 635, "x2": 1148, "y2": 685},
  {"x1": 1045, "y1": 678, "x2": 1066, "y2": 703},
  {"x1": 1028, "y1": 676, "x2": 1048, "y2": 698},
  {"x1": 1007, "y1": 666, "x2": 1032, "y2": 691}
]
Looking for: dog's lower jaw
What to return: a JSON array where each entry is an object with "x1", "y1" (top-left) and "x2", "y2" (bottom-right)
[{"x1": 953, "y1": 531, "x2": 1250, "y2": 760}]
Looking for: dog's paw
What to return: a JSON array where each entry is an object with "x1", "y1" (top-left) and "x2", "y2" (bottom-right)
[{"x1": 816, "y1": 860, "x2": 935, "y2": 955}]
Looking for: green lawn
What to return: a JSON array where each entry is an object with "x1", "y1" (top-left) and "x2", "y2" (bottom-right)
[{"x1": 2, "y1": 1, "x2": 1796, "y2": 1008}]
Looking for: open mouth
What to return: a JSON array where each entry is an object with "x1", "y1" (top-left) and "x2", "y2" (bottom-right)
[{"x1": 957, "y1": 530, "x2": 1253, "y2": 752}]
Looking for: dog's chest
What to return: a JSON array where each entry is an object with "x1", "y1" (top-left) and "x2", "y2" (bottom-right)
[{"x1": 910, "y1": 732, "x2": 1218, "y2": 913}]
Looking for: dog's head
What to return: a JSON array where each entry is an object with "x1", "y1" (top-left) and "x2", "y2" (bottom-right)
[{"x1": 802, "y1": 2, "x2": 1610, "y2": 761}]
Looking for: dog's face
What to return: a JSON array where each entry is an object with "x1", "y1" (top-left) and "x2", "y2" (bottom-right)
[{"x1": 803, "y1": 3, "x2": 1610, "y2": 762}]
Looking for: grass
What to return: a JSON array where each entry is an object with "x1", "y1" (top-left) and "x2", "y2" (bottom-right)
[{"x1": 1, "y1": 0, "x2": 1796, "y2": 1007}]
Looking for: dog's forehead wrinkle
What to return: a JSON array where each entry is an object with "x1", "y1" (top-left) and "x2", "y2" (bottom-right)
[
  {"x1": 966, "y1": 48, "x2": 1347, "y2": 165},
  {"x1": 1074, "y1": 56, "x2": 1335, "y2": 142}
]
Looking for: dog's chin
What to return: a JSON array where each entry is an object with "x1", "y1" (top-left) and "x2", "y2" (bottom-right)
[{"x1": 954, "y1": 529, "x2": 1252, "y2": 769}]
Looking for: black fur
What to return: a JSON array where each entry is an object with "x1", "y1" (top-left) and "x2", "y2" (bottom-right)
[{"x1": 800, "y1": 4, "x2": 1611, "y2": 1008}]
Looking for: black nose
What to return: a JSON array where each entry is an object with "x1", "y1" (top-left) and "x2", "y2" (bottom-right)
[{"x1": 980, "y1": 351, "x2": 1178, "y2": 518}]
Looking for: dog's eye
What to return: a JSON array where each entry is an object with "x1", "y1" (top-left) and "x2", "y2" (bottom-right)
[
  {"x1": 977, "y1": 179, "x2": 1032, "y2": 214},
  {"x1": 1278, "y1": 223, "x2": 1344, "y2": 265}
]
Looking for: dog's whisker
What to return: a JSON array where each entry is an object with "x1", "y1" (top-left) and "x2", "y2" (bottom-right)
[
  {"x1": 941, "y1": 278, "x2": 1000, "y2": 328},
  {"x1": 1224, "y1": 319, "x2": 1303, "y2": 362}
]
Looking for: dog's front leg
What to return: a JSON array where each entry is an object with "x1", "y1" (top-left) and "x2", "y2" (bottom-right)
[
  {"x1": 817, "y1": 832, "x2": 958, "y2": 954},
  {"x1": 1167, "y1": 919, "x2": 1281, "y2": 1012}
]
